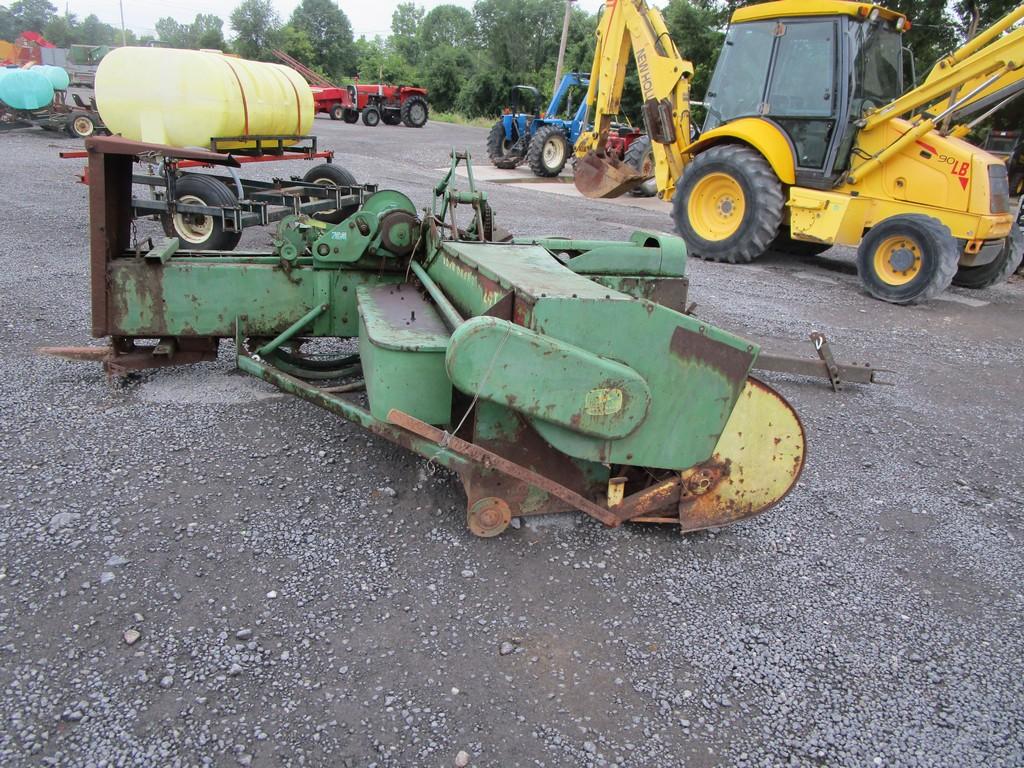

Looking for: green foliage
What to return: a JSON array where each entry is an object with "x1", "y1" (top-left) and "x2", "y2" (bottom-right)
[
  {"x1": 229, "y1": 0, "x2": 280, "y2": 61},
  {"x1": 419, "y1": 5, "x2": 474, "y2": 50},
  {"x1": 7, "y1": 0, "x2": 56, "y2": 33},
  {"x1": 289, "y1": 0, "x2": 356, "y2": 79},
  {"x1": 354, "y1": 36, "x2": 417, "y2": 84},
  {"x1": 279, "y1": 24, "x2": 316, "y2": 69},
  {"x1": 390, "y1": 3, "x2": 424, "y2": 66},
  {"x1": 0, "y1": 7, "x2": 17, "y2": 41}
]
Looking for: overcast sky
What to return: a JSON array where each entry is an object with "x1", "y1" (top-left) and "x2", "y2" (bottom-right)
[{"x1": 65, "y1": 1, "x2": 614, "y2": 40}]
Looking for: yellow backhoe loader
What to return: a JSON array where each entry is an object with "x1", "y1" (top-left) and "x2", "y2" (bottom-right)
[{"x1": 574, "y1": 0, "x2": 1024, "y2": 304}]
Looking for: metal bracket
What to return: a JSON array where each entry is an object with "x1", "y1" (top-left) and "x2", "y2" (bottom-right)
[{"x1": 753, "y1": 332, "x2": 894, "y2": 390}]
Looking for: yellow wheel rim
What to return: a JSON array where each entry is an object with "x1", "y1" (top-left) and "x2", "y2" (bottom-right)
[
  {"x1": 687, "y1": 172, "x2": 746, "y2": 241},
  {"x1": 873, "y1": 235, "x2": 922, "y2": 285}
]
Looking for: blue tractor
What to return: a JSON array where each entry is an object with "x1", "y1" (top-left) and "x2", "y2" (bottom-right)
[{"x1": 487, "y1": 72, "x2": 590, "y2": 178}]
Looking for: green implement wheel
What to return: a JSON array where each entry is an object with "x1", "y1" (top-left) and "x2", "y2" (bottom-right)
[
  {"x1": 856, "y1": 214, "x2": 959, "y2": 304},
  {"x1": 951, "y1": 229, "x2": 1023, "y2": 289},
  {"x1": 673, "y1": 145, "x2": 784, "y2": 264},
  {"x1": 527, "y1": 124, "x2": 570, "y2": 177},
  {"x1": 166, "y1": 174, "x2": 241, "y2": 251}
]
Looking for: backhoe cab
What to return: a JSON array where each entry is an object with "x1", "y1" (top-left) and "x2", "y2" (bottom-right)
[{"x1": 575, "y1": 0, "x2": 1022, "y2": 304}]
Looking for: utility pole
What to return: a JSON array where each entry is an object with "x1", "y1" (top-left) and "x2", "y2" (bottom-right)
[
  {"x1": 553, "y1": 0, "x2": 575, "y2": 97},
  {"x1": 119, "y1": 0, "x2": 127, "y2": 46}
]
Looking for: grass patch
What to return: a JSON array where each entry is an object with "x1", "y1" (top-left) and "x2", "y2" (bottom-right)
[{"x1": 431, "y1": 112, "x2": 495, "y2": 129}]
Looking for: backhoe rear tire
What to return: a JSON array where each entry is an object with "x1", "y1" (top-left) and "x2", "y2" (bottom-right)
[
  {"x1": 527, "y1": 125, "x2": 570, "y2": 177},
  {"x1": 950, "y1": 229, "x2": 1023, "y2": 289},
  {"x1": 625, "y1": 136, "x2": 657, "y2": 198},
  {"x1": 856, "y1": 214, "x2": 959, "y2": 304},
  {"x1": 487, "y1": 120, "x2": 523, "y2": 169},
  {"x1": 672, "y1": 144, "x2": 784, "y2": 263}
]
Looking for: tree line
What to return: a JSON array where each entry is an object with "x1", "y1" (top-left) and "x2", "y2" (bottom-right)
[{"x1": 1, "y1": 0, "x2": 1020, "y2": 126}]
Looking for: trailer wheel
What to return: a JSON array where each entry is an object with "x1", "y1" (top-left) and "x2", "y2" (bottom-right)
[
  {"x1": 951, "y1": 228, "x2": 1024, "y2": 289},
  {"x1": 527, "y1": 125, "x2": 569, "y2": 177},
  {"x1": 401, "y1": 95, "x2": 429, "y2": 128},
  {"x1": 66, "y1": 113, "x2": 96, "y2": 138},
  {"x1": 673, "y1": 144, "x2": 784, "y2": 263},
  {"x1": 487, "y1": 120, "x2": 523, "y2": 169},
  {"x1": 343, "y1": 109, "x2": 359, "y2": 124},
  {"x1": 167, "y1": 174, "x2": 242, "y2": 251},
  {"x1": 329, "y1": 104, "x2": 344, "y2": 121},
  {"x1": 303, "y1": 164, "x2": 360, "y2": 225},
  {"x1": 856, "y1": 214, "x2": 959, "y2": 304},
  {"x1": 362, "y1": 107, "x2": 380, "y2": 127}
]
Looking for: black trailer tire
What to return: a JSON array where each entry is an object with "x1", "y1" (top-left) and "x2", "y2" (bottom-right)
[
  {"x1": 672, "y1": 144, "x2": 784, "y2": 263},
  {"x1": 487, "y1": 120, "x2": 523, "y2": 169},
  {"x1": 856, "y1": 214, "x2": 960, "y2": 304},
  {"x1": 951, "y1": 228, "x2": 1024, "y2": 289},
  {"x1": 302, "y1": 163, "x2": 360, "y2": 225},
  {"x1": 362, "y1": 107, "x2": 380, "y2": 127},
  {"x1": 343, "y1": 109, "x2": 359, "y2": 124},
  {"x1": 401, "y1": 95, "x2": 429, "y2": 128},
  {"x1": 527, "y1": 125, "x2": 570, "y2": 177},
  {"x1": 769, "y1": 227, "x2": 832, "y2": 257},
  {"x1": 382, "y1": 109, "x2": 402, "y2": 126},
  {"x1": 625, "y1": 135, "x2": 656, "y2": 198},
  {"x1": 66, "y1": 112, "x2": 96, "y2": 138},
  {"x1": 329, "y1": 104, "x2": 344, "y2": 121},
  {"x1": 167, "y1": 174, "x2": 242, "y2": 251}
]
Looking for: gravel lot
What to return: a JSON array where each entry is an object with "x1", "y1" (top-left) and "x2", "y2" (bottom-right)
[{"x1": 1, "y1": 117, "x2": 1022, "y2": 768}]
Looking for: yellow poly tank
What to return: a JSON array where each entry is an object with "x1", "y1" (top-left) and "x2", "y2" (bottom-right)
[{"x1": 95, "y1": 47, "x2": 313, "y2": 150}]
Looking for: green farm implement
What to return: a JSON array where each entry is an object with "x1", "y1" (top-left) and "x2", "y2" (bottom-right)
[{"x1": 44, "y1": 137, "x2": 880, "y2": 537}]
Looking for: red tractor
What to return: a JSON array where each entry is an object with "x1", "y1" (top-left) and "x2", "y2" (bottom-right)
[{"x1": 350, "y1": 84, "x2": 429, "y2": 128}]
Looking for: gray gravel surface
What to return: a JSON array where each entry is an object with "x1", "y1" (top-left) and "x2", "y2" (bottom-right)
[{"x1": 1, "y1": 119, "x2": 1022, "y2": 767}]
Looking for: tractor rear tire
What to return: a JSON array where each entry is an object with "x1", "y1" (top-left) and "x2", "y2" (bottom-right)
[
  {"x1": 343, "y1": 109, "x2": 359, "y2": 124},
  {"x1": 487, "y1": 120, "x2": 523, "y2": 169},
  {"x1": 382, "y1": 109, "x2": 402, "y2": 126},
  {"x1": 769, "y1": 227, "x2": 832, "y2": 257},
  {"x1": 166, "y1": 174, "x2": 242, "y2": 251},
  {"x1": 625, "y1": 136, "x2": 657, "y2": 198},
  {"x1": 856, "y1": 214, "x2": 959, "y2": 304},
  {"x1": 951, "y1": 228, "x2": 1024, "y2": 289},
  {"x1": 329, "y1": 104, "x2": 344, "y2": 121},
  {"x1": 362, "y1": 107, "x2": 380, "y2": 127},
  {"x1": 673, "y1": 144, "x2": 784, "y2": 263},
  {"x1": 302, "y1": 163, "x2": 359, "y2": 225},
  {"x1": 527, "y1": 125, "x2": 570, "y2": 177},
  {"x1": 401, "y1": 96, "x2": 429, "y2": 128}
]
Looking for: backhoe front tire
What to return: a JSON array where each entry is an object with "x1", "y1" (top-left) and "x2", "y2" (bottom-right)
[
  {"x1": 856, "y1": 214, "x2": 959, "y2": 304},
  {"x1": 950, "y1": 229, "x2": 1023, "y2": 289},
  {"x1": 527, "y1": 125, "x2": 570, "y2": 177},
  {"x1": 487, "y1": 120, "x2": 522, "y2": 169},
  {"x1": 672, "y1": 144, "x2": 784, "y2": 263}
]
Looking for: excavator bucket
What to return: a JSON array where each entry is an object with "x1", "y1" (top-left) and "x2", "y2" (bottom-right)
[{"x1": 574, "y1": 150, "x2": 647, "y2": 198}]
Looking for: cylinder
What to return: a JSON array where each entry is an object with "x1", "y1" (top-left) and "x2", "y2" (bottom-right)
[
  {"x1": 95, "y1": 47, "x2": 314, "y2": 149},
  {"x1": 32, "y1": 64, "x2": 70, "y2": 91},
  {"x1": 0, "y1": 68, "x2": 54, "y2": 110}
]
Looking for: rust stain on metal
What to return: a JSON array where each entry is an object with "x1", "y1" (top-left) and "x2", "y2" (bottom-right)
[{"x1": 669, "y1": 325, "x2": 751, "y2": 387}]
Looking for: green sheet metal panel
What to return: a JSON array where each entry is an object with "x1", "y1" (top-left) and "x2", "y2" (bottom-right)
[
  {"x1": 357, "y1": 284, "x2": 452, "y2": 425},
  {"x1": 107, "y1": 257, "x2": 402, "y2": 338},
  {"x1": 528, "y1": 297, "x2": 758, "y2": 469},
  {"x1": 446, "y1": 316, "x2": 651, "y2": 439}
]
